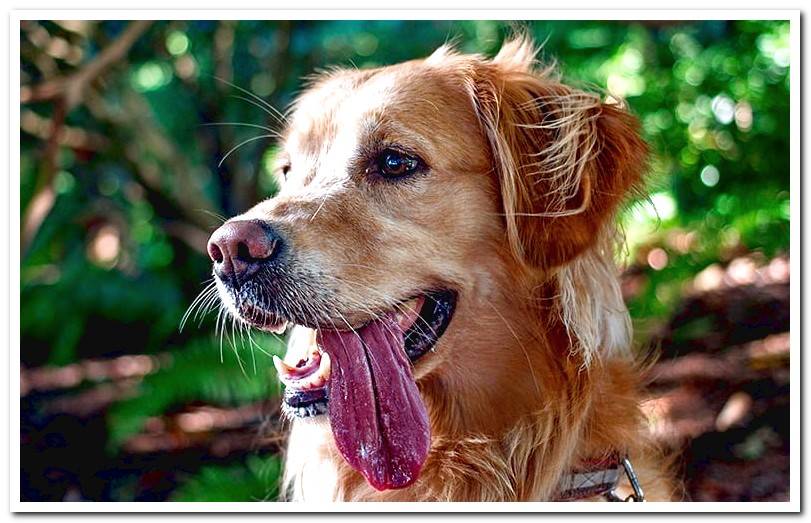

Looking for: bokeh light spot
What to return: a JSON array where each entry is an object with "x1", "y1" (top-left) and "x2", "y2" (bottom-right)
[
  {"x1": 166, "y1": 31, "x2": 190, "y2": 56},
  {"x1": 647, "y1": 248, "x2": 669, "y2": 271},
  {"x1": 650, "y1": 191, "x2": 678, "y2": 221},
  {"x1": 735, "y1": 101, "x2": 753, "y2": 131},
  {"x1": 54, "y1": 171, "x2": 75, "y2": 194},
  {"x1": 353, "y1": 33, "x2": 378, "y2": 57},
  {"x1": 132, "y1": 62, "x2": 172, "y2": 92},
  {"x1": 250, "y1": 73, "x2": 276, "y2": 97},
  {"x1": 87, "y1": 225, "x2": 121, "y2": 268},
  {"x1": 700, "y1": 165, "x2": 720, "y2": 187},
  {"x1": 174, "y1": 54, "x2": 198, "y2": 80},
  {"x1": 712, "y1": 94, "x2": 736, "y2": 125}
]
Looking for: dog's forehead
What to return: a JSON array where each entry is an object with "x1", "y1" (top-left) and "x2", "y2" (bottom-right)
[{"x1": 285, "y1": 62, "x2": 470, "y2": 156}]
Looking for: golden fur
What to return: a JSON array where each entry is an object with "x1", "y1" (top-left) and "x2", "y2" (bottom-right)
[{"x1": 230, "y1": 37, "x2": 677, "y2": 501}]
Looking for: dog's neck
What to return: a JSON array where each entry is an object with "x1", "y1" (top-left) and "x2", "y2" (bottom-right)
[{"x1": 418, "y1": 282, "x2": 575, "y2": 436}]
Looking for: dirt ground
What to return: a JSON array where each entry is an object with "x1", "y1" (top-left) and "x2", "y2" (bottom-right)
[{"x1": 641, "y1": 255, "x2": 790, "y2": 501}]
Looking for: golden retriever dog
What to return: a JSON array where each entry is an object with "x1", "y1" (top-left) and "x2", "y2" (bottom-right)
[{"x1": 207, "y1": 36, "x2": 677, "y2": 502}]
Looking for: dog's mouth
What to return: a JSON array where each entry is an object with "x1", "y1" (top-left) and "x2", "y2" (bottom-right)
[
  {"x1": 235, "y1": 300, "x2": 290, "y2": 335},
  {"x1": 268, "y1": 289, "x2": 456, "y2": 491},
  {"x1": 273, "y1": 290, "x2": 456, "y2": 416}
]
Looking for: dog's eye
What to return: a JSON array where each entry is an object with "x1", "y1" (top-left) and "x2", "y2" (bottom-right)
[{"x1": 377, "y1": 149, "x2": 421, "y2": 178}]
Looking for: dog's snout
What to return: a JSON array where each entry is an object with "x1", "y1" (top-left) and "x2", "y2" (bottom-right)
[{"x1": 207, "y1": 220, "x2": 283, "y2": 281}]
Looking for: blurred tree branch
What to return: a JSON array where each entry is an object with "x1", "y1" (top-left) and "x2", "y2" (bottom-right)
[
  {"x1": 20, "y1": 98, "x2": 65, "y2": 256},
  {"x1": 21, "y1": 21, "x2": 153, "y2": 256},
  {"x1": 21, "y1": 21, "x2": 152, "y2": 109},
  {"x1": 21, "y1": 108, "x2": 109, "y2": 150}
]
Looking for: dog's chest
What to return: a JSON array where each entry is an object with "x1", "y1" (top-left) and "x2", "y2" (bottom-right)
[{"x1": 284, "y1": 419, "x2": 345, "y2": 501}]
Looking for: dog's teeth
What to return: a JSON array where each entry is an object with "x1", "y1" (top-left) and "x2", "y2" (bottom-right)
[
  {"x1": 396, "y1": 296, "x2": 424, "y2": 330},
  {"x1": 274, "y1": 352, "x2": 331, "y2": 389},
  {"x1": 268, "y1": 321, "x2": 288, "y2": 334},
  {"x1": 318, "y1": 352, "x2": 331, "y2": 381},
  {"x1": 273, "y1": 355, "x2": 296, "y2": 378}
]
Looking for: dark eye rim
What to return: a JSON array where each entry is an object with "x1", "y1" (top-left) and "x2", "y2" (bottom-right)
[
  {"x1": 371, "y1": 147, "x2": 426, "y2": 179},
  {"x1": 280, "y1": 162, "x2": 291, "y2": 178}
]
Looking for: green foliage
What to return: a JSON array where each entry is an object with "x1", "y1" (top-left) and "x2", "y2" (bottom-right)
[
  {"x1": 171, "y1": 454, "x2": 281, "y2": 502},
  {"x1": 107, "y1": 334, "x2": 285, "y2": 447},
  {"x1": 20, "y1": 19, "x2": 790, "y2": 501}
]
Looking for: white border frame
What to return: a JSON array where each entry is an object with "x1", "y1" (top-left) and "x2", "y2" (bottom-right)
[{"x1": 9, "y1": 9, "x2": 801, "y2": 514}]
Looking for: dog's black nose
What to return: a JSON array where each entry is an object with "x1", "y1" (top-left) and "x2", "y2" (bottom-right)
[{"x1": 207, "y1": 220, "x2": 282, "y2": 282}]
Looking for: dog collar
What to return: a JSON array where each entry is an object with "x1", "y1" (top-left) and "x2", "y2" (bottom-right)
[{"x1": 554, "y1": 454, "x2": 645, "y2": 502}]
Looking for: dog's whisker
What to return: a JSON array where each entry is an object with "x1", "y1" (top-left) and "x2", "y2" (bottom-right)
[
  {"x1": 216, "y1": 305, "x2": 227, "y2": 365},
  {"x1": 246, "y1": 328, "x2": 274, "y2": 358},
  {"x1": 334, "y1": 312, "x2": 361, "y2": 348},
  {"x1": 226, "y1": 93, "x2": 288, "y2": 126},
  {"x1": 309, "y1": 193, "x2": 329, "y2": 222},
  {"x1": 194, "y1": 284, "x2": 220, "y2": 315},
  {"x1": 218, "y1": 134, "x2": 278, "y2": 168},
  {"x1": 214, "y1": 75, "x2": 289, "y2": 126},
  {"x1": 180, "y1": 280, "x2": 217, "y2": 332},
  {"x1": 195, "y1": 289, "x2": 222, "y2": 326},
  {"x1": 228, "y1": 313, "x2": 248, "y2": 377},
  {"x1": 195, "y1": 208, "x2": 229, "y2": 226},
  {"x1": 202, "y1": 121, "x2": 279, "y2": 134},
  {"x1": 243, "y1": 321, "x2": 258, "y2": 375}
]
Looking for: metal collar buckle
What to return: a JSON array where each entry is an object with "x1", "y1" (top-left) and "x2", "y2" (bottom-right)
[{"x1": 604, "y1": 457, "x2": 645, "y2": 502}]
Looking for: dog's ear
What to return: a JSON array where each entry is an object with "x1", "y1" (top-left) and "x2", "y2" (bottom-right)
[{"x1": 470, "y1": 38, "x2": 648, "y2": 270}]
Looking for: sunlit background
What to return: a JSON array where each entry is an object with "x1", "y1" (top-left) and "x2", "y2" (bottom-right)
[{"x1": 20, "y1": 20, "x2": 790, "y2": 502}]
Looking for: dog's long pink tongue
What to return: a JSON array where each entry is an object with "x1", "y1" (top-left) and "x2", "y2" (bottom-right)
[{"x1": 317, "y1": 316, "x2": 430, "y2": 491}]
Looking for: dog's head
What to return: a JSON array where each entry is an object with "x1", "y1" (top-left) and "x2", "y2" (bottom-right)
[{"x1": 207, "y1": 37, "x2": 646, "y2": 491}]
